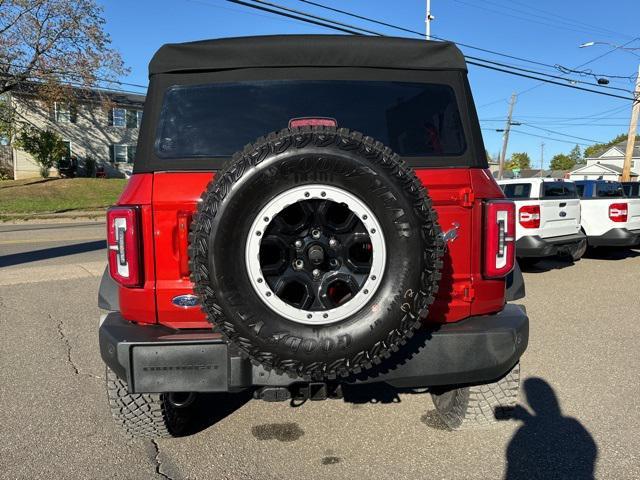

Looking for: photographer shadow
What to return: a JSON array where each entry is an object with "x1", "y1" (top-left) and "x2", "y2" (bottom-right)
[{"x1": 500, "y1": 378, "x2": 598, "y2": 480}]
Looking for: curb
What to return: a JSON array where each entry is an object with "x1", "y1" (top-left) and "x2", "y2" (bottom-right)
[{"x1": 0, "y1": 210, "x2": 107, "y2": 224}]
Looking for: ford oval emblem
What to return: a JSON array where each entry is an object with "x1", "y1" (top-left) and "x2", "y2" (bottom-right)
[
  {"x1": 172, "y1": 294, "x2": 200, "y2": 308},
  {"x1": 559, "y1": 211, "x2": 567, "y2": 217}
]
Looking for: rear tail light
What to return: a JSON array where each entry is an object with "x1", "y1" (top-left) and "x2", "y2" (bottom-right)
[
  {"x1": 518, "y1": 205, "x2": 541, "y2": 229},
  {"x1": 107, "y1": 206, "x2": 142, "y2": 287},
  {"x1": 609, "y1": 203, "x2": 628, "y2": 222},
  {"x1": 484, "y1": 200, "x2": 516, "y2": 278}
]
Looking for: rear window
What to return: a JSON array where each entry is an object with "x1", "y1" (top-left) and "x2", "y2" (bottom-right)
[
  {"x1": 542, "y1": 181, "x2": 578, "y2": 199},
  {"x1": 155, "y1": 80, "x2": 467, "y2": 158},
  {"x1": 501, "y1": 183, "x2": 531, "y2": 199},
  {"x1": 596, "y1": 182, "x2": 625, "y2": 198},
  {"x1": 623, "y1": 183, "x2": 640, "y2": 197}
]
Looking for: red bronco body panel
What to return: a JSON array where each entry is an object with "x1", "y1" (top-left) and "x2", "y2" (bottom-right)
[{"x1": 115, "y1": 168, "x2": 506, "y2": 329}]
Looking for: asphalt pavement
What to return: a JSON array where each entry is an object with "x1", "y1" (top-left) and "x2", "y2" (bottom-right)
[{"x1": 1, "y1": 223, "x2": 639, "y2": 479}]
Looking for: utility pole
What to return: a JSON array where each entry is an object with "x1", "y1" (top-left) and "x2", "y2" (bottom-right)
[
  {"x1": 426, "y1": 0, "x2": 433, "y2": 40},
  {"x1": 498, "y1": 93, "x2": 517, "y2": 180},
  {"x1": 540, "y1": 142, "x2": 545, "y2": 171},
  {"x1": 622, "y1": 64, "x2": 640, "y2": 182}
]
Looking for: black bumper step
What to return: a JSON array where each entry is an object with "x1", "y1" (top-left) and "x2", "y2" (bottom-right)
[{"x1": 99, "y1": 304, "x2": 529, "y2": 393}]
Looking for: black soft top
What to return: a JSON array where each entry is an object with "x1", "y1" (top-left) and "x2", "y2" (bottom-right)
[{"x1": 149, "y1": 35, "x2": 467, "y2": 76}]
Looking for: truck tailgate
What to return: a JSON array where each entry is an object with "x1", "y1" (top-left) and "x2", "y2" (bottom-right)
[{"x1": 539, "y1": 198, "x2": 581, "y2": 239}]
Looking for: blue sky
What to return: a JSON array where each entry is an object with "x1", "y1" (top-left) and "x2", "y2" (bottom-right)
[{"x1": 102, "y1": 0, "x2": 639, "y2": 167}]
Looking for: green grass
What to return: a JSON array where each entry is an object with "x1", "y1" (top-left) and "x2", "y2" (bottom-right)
[{"x1": 0, "y1": 178, "x2": 127, "y2": 216}]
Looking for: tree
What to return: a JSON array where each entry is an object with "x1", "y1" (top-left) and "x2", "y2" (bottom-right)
[
  {"x1": 17, "y1": 126, "x2": 67, "y2": 177},
  {"x1": 0, "y1": 96, "x2": 14, "y2": 145},
  {"x1": 507, "y1": 152, "x2": 531, "y2": 170},
  {"x1": 568, "y1": 145, "x2": 583, "y2": 165},
  {"x1": 583, "y1": 134, "x2": 640, "y2": 159},
  {"x1": 0, "y1": 0, "x2": 128, "y2": 96},
  {"x1": 549, "y1": 153, "x2": 575, "y2": 171}
]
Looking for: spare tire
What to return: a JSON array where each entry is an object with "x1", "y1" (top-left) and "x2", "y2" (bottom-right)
[{"x1": 190, "y1": 127, "x2": 444, "y2": 380}]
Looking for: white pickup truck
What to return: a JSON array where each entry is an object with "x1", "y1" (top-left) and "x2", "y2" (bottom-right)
[
  {"x1": 574, "y1": 180, "x2": 640, "y2": 247},
  {"x1": 498, "y1": 178, "x2": 587, "y2": 260}
]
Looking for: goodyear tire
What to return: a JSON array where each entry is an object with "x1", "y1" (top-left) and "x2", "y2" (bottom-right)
[
  {"x1": 106, "y1": 367, "x2": 196, "y2": 438},
  {"x1": 430, "y1": 362, "x2": 521, "y2": 430},
  {"x1": 190, "y1": 127, "x2": 444, "y2": 380}
]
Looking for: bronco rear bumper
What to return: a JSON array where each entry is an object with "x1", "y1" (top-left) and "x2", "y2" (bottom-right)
[
  {"x1": 516, "y1": 232, "x2": 586, "y2": 258},
  {"x1": 99, "y1": 305, "x2": 528, "y2": 393}
]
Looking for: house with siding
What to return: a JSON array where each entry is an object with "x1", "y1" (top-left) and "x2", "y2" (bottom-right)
[
  {"x1": 569, "y1": 141, "x2": 640, "y2": 182},
  {"x1": 2, "y1": 84, "x2": 145, "y2": 179}
]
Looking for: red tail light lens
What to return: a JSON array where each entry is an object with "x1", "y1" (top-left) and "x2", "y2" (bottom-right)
[
  {"x1": 518, "y1": 205, "x2": 541, "y2": 229},
  {"x1": 288, "y1": 117, "x2": 337, "y2": 128},
  {"x1": 484, "y1": 200, "x2": 516, "y2": 278},
  {"x1": 107, "y1": 206, "x2": 142, "y2": 287},
  {"x1": 609, "y1": 203, "x2": 628, "y2": 222}
]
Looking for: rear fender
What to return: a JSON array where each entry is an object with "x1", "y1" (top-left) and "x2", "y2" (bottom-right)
[{"x1": 505, "y1": 261, "x2": 525, "y2": 302}]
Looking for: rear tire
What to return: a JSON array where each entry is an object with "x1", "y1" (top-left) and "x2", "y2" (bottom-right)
[
  {"x1": 105, "y1": 367, "x2": 196, "y2": 439},
  {"x1": 570, "y1": 239, "x2": 587, "y2": 262},
  {"x1": 430, "y1": 362, "x2": 520, "y2": 430}
]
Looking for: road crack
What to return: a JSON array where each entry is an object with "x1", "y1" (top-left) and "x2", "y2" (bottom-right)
[
  {"x1": 51, "y1": 313, "x2": 102, "y2": 380},
  {"x1": 151, "y1": 440, "x2": 174, "y2": 480}
]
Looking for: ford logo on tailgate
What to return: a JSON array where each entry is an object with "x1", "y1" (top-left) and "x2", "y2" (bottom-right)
[
  {"x1": 172, "y1": 294, "x2": 200, "y2": 308},
  {"x1": 559, "y1": 211, "x2": 567, "y2": 217}
]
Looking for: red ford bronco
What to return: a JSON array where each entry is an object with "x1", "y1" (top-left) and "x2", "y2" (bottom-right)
[{"x1": 98, "y1": 35, "x2": 528, "y2": 437}]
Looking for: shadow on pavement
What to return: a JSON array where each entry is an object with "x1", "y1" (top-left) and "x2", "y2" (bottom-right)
[
  {"x1": 518, "y1": 257, "x2": 576, "y2": 273},
  {"x1": 179, "y1": 390, "x2": 253, "y2": 437},
  {"x1": 499, "y1": 378, "x2": 598, "y2": 480},
  {"x1": 584, "y1": 247, "x2": 640, "y2": 261},
  {"x1": 341, "y1": 383, "x2": 402, "y2": 404},
  {"x1": 0, "y1": 240, "x2": 106, "y2": 268}
]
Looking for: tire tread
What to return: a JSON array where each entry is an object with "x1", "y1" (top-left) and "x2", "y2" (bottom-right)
[
  {"x1": 431, "y1": 363, "x2": 521, "y2": 430},
  {"x1": 105, "y1": 367, "x2": 175, "y2": 439}
]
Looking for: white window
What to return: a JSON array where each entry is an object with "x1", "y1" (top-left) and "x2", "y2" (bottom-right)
[
  {"x1": 110, "y1": 108, "x2": 142, "y2": 128},
  {"x1": 111, "y1": 144, "x2": 136, "y2": 164},
  {"x1": 126, "y1": 109, "x2": 143, "y2": 128},
  {"x1": 54, "y1": 102, "x2": 77, "y2": 123},
  {"x1": 110, "y1": 108, "x2": 126, "y2": 127},
  {"x1": 111, "y1": 144, "x2": 127, "y2": 163}
]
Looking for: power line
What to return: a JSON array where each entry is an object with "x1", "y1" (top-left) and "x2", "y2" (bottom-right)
[
  {"x1": 464, "y1": 59, "x2": 633, "y2": 101},
  {"x1": 518, "y1": 123, "x2": 605, "y2": 143},
  {"x1": 297, "y1": 0, "x2": 634, "y2": 89},
  {"x1": 451, "y1": 0, "x2": 632, "y2": 41},
  {"x1": 185, "y1": 0, "x2": 326, "y2": 27},
  {"x1": 0, "y1": 60, "x2": 147, "y2": 92},
  {"x1": 240, "y1": 0, "x2": 382, "y2": 35},
  {"x1": 226, "y1": 0, "x2": 365, "y2": 35},
  {"x1": 512, "y1": 37, "x2": 640, "y2": 99},
  {"x1": 507, "y1": 0, "x2": 636, "y2": 40},
  {"x1": 295, "y1": 0, "x2": 636, "y2": 93},
  {"x1": 482, "y1": 127, "x2": 592, "y2": 147},
  {"x1": 226, "y1": 0, "x2": 636, "y2": 102},
  {"x1": 0, "y1": 73, "x2": 146, "y2": 97},
  {"x1": 483, "y1": 120, "x2": 629, "y2": 127},
  {"x1": 508, "y1": 129, "x2": 592, "y2": 147},
  {"x1": 298, "y1": 0, "x2": 580, "y2": 74},
  {"x1": 295, "y1": 0, "x2": 573, "y2": 71},
  {"x1": 464, "y1": 55, "x2": 632, "y2": 94}
]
